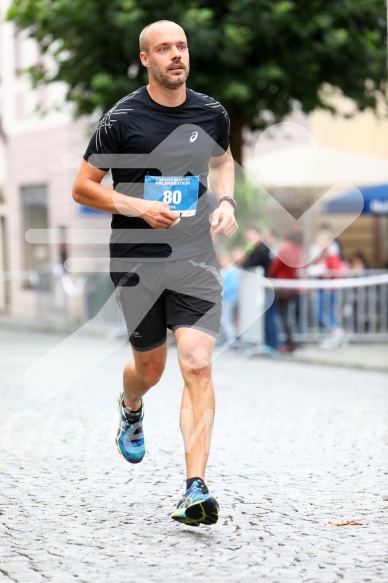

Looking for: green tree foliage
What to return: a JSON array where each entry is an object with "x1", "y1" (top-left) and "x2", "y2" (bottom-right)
[{"x1": 8, "y1": 0, "x2": 387, "y2": 164}]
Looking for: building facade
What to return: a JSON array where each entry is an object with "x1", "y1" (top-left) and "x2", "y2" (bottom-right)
[{"x1": 0, "y1": 0, "x2": 111, "y2": 322}]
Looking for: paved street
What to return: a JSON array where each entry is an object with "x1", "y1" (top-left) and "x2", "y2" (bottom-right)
[{"x1": 0, "y1": 328, "x2": 387, "y2": 583}]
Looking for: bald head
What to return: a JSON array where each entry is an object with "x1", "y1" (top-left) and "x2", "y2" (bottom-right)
[
  {"x1": 139, "y1": 20, "x2": 186, "y2": 53},
  {"x1": 139, "y1": 20, "x2": 190, "y2": 91}
]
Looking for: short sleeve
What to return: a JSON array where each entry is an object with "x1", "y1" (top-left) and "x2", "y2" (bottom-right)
[
  {"x1": 212, "y1": 107, "x2": 231, "y2": 157},
  {"x1": 83, "y1": 111, "x2": 124, "y2": 171}
]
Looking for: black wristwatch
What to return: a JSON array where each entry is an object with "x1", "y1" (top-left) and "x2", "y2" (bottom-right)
[{"x1": 218, "y1": 196, "x2": 237, "y2": 210}]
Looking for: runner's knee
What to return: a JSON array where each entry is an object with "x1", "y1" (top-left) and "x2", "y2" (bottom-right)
[{"x1": 180, "y1": 346, "x2": 212, "y2": 371}]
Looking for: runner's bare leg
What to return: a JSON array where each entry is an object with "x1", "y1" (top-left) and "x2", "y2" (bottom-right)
[
  {"x1": 174, "y1": 328, "x2": 216, "y2": 480},
  {"x1": 123, "y1": 341, "x2": 168, "y2": 410}
]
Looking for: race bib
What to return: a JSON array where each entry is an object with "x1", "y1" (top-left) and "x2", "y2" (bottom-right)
[{"x1": 144, "y1": 175, "x2": 200, "y2": 217}]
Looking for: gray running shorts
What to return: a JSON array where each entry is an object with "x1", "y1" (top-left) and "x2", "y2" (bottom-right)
[{"x1": 110, "y1": 250, "x2": 223, "y2": 351}]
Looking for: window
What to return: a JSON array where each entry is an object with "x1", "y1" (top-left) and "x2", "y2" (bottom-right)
[{"x1": 21, "y1": 185, "x2": 49, "y2": 273}]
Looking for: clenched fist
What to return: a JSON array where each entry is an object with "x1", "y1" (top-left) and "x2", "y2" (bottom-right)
[{"x1": 140, "y1": 201, "x2": 181, "y2": 229}]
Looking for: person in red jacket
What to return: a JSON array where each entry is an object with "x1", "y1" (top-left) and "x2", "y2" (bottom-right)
[{"x1": 269, "y1": 226, "x2": 305, "y2": 353}]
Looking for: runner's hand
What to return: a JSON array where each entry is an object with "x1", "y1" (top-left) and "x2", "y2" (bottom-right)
[
  {"x1": 140, "y1": 201, "x2": 180, "y2": 229},
  {"x1": 210, "y1": 202, "x2": 238, "y2": 237}
]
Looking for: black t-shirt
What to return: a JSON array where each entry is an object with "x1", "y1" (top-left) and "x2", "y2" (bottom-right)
[
  {"x1": 83, "y1": 86, "x2": 230, "y2": 260},
  {"x1": 242, "y1": 243, "x2": 271, "y2": 276}
]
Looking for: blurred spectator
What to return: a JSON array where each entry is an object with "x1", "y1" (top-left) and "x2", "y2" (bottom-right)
[
  {"x1": 269, "y1": 226, "x2": 305, "y2": 353},
  {"x1": 240, "y1": 225, "x2": 271, "y2": 273},
  {"x1": 309, "y1": 223, "x2": 344, "y2": 261},
  {"x1": 218, "y1": 251, "x2": 240, "y2": 346},
  {"x1": 347, "y1": 251, "x2": 371, "y2": 332},
  {"x1": 308, "y1": 230, "x2": 347, "y2": 349},
  {"x1": 262, "y1": 227, "x2": 282, "y2": 350},
  {"x1": 240, "y1": 225, "x2": 279, "y2": 349},
  {"x1": 58, "y1": 225, "x2": 69, "y2": 266},
  {"x1": 349, "y1": 251, "x2": 370, "y2": 271},
  {"x1": 262, "y1": 227, "x2": 281, "y2": 259}
]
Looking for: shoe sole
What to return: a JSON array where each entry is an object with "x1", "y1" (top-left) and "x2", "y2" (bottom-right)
[
  {"x1": 115, "y1": 437, "x2": 144, "y2": 463},
  {"x1": 171, "y1": 497, "x2": 219, "y2": 527}
]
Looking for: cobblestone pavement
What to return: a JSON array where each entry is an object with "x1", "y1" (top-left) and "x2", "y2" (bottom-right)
[{"x1": 0, "y1": 328, "x2": 387, "y2": 583}]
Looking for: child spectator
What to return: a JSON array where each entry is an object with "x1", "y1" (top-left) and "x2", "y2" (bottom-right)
[{"x1": 218, "y1": 251, "x2": 240, "y2": 347}]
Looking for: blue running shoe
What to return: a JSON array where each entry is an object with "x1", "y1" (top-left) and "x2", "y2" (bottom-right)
[
  {"x1": 171, "y1": 479, "x2": 219, "y2": 526},
  {"x1": 116, "y1": 390, "x2": 145, "y2": 464}
]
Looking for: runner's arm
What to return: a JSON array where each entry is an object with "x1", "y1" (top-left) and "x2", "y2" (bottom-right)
[
  {"x1": 208, "y1": 148, "x2": 238, "y2": 237},
  {"x1": 72, "y1": 160, "x2": 180, "y2": 228}
]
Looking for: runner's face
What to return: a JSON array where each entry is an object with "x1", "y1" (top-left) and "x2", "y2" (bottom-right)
[{"x1": 143, "y1": 26, "x2": 190, "y2": 89}]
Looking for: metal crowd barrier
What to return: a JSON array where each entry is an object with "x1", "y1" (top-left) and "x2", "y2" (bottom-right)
[
  {"x1": 13, "y1": 268, "x2": 388, "y2": 343},
  {"x1": 267, "y1": 271, "x2": 388, "y2": 343},
  {"x1": 12, "y1": 269, "x2": 123, "y2": 328}
]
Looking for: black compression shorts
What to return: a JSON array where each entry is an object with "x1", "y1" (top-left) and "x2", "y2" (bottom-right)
[{"x1": 110, "y1": 250, "x2": 222, "y2": 352}]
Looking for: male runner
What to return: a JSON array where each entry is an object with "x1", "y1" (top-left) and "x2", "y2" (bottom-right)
[{"x1": 72, "y1": 20, "x2": 238, "y2": 526}]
